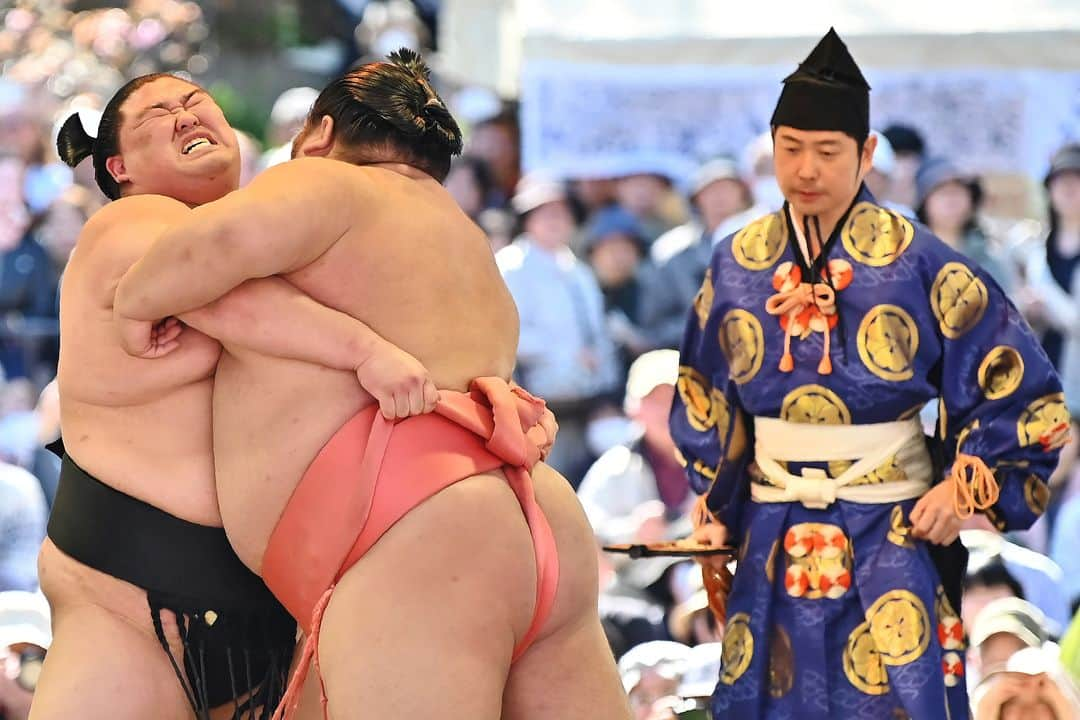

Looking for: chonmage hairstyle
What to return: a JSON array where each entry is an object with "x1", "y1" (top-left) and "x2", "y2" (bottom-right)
[
  {"x1": 305, "y1": 48, "x2": 463, "y2": 181},
  {"x1": 56, "y1": 73, "x2": 176, "y2": 200}
]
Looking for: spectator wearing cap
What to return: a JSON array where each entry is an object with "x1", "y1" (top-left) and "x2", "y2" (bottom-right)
[
  {"x1": 882, "y1": 123, "x2": 927, "y2": 210},
  {"x1": 583, "y1": 206, "x2": 653, "y2": 375},
  {"x1": 641, "y1": 157, "x2": 750, "y2": 351},
  {"x1": 916, "y1": 156, "x2": 1015, "y2": 293},
  {"x1": 618, "y1": 640, "x2": 692, "y2": 720},
  {"x1": 497, "y1": 173, "x2": 621, "y2": 485},
  {"x1": 1016, "y1": 143, "x2": 1080, "y2": 417},
  {"x1": 259, "y1": 86, "x2": 320, "y2": 171},
  {"x1": 0, "y1": 591, "x2": 50, "y2": 720},
  {"x1": 0, "y1": 458, "x2": 46, "y2": 593},
  {"x1": 581, "y1": 350, "x2": 694, "y2": 642},
  {"x1": 969, "y1": 598, "x2": 1080, "y2": 719},
  {"x1": 0, "y1": 591, "x2": 49, "y2": 720},
  {"x1": 579, "y1": 349, "x2": 693, "y2": 543}
]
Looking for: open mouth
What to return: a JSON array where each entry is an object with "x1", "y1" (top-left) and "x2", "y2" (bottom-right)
[{"x1": 181, "y1": 136, "x2": 216, "y2": 155}]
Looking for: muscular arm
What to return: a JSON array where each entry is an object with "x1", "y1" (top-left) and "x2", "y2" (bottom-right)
[
  {"x1": 115, "y1": 157, "x2": 365, "y2": 320},
  {"x1": 181, "y1": 277, "x2": 381, "y2": 371}
]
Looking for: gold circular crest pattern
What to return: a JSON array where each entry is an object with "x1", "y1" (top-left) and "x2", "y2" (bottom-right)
[
  {"x1": 857, "y1": 305, "x2": 919, "y2": 382},
  {"x1": 732, "y1": 212, "x2": 787, "y2": 271},
  {"x1": 768, "y1": 625, "x2": 795, "y2": 699},
  {"x1": 841, "y1": 202, "x2": 915, "y2": 267},
  {"x1": 781, "y1": 384, "x2": 852, "y2": 425},
  {"x1": 1017, "y1": 392, "x2": 1070, "y2": 448},
  {"x1": 930, "y1": 262, "x2": 989, "y2": 339},
  {"x1": 977, "y1": 346, "x2": 1025, "y2": 401},
  {"x1": 1024, "y1": 474, "x2": 1051, "y2": 516},
  {"x1": 693, "y1": 268, "x2": 714, "y2": 330},
  {"x1": 719, "y1": 309, "x2": 765, "y2": 385},
  {"x1": 677, "y1": 367, "x2": 728, "y2": 433},
  {"x1": 866, "y1": 590, "x2": 931, "y2": 667},
  {"x1": 843, "y1": 621, "x2": 890, "y2": 695},
  {"x1": 720, "y1": 613, "x2": 754, "y2": 685}
]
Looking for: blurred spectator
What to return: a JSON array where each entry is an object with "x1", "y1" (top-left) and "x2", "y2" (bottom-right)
[
  {"x1": 0, "y1": 379, "x2": 37, "y2": 470},
  {"x1": 882, "y1": 123, "x2": 927, "y2": 211},
  {"x1": 0, "y1": 154, "x2": 58, "y2": 381},
  {"x1": 667, "y1": 567, "x2": 722, "y2": 647},
  {"x1": 355, "y1": 0, "x2": 429, "y2": 60},
  {"x1": 33, "y1": 184, "x2": 96, "y2": 275},
  {"x1": 29, "y1": 380, "x2": 59, "y2": 509},
  {"x1": 260, "y1": 86, "x2": 319, "y2": 171},
  {"x1": 964, "y1": 557, "x2": 1027, "y2": 636},
  {"x1": 964, "y1": 530, "x2": 1071, "y2": 634},
  {"x1": 970, "y1": 597, "x2": 1051, "y2": 682},
  {"x1": 671, "y1": 642, "x2": 723, "y2": 719},
  {"x1": 864, "y1": 129, "x2": 914, "y2": 217},
  {"x1": 467, "y1": 107, "x2": 520, "y2": 207},
  {"x1": 614, "y1": 173, "x2": 681, "y2": 244},
  {"x1": 969, "y1": 599, "x2": 1080, "y2": 719},
  {"x1": 1049, "y1": 471, "x2": 1080, "y2": 615},
  {"x1": 579, "y1": 349, "x2": 691, "y2": 545},
  {"x1": 1016, "y1": 144, "x2": 1080, "y2": 417},
  {"x1": 445, "y1": 154, "x2": 495, "y2": 221},
  {"x1": 497, "y1": 173, "x2": 621, "y2": 485},
  {"x1": 571, "y1": 177, "x2": 618, "y2": 216},
  {"x1": 477, "y1": 207, "x2": 514, "y2": 254},
  {"x1": 916, "y1": 157, "x2": 1015, "y2": 293},
  {"x1": 716, "y1": 131, "x2": 783, "y2": 240},
  {"x1": 583, "y1": 206, "x2": 652, "y2": 373},
  {"x1": 642, "y1": 157, "x2": 750, "y2": 350},
  {"x1": 618, "y1": 640, "x2": 691, "y2": 720},
  {"x1": 0, "y1": 458, "x2": 46, "y2": 593},
  {"x1": 0, "y1": 591, "x2": 51, "y2": 720}
]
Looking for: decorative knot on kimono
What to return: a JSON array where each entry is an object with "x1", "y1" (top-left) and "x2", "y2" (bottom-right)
[{"x1": 765, "y1": 260, "x2": 853, "y2": 375}]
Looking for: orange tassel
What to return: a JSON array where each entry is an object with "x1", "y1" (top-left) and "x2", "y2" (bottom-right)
[
  {"x1": 817, "y1": 355, "x2": 832, "y2": 375},
  {"x1": 779, "y1": 352, "x2": 794, "y2": 372},
  {"x1": 951, "y1": 454, "x2": 1000, "y2": 519}
]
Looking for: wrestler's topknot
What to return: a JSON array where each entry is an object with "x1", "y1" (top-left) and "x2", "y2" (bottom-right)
[{"x1": 302, "y1": 49, "x2": 463, "y2": 181}]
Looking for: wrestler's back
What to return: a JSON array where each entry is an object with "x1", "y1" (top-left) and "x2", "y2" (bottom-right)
[
  {"x1": 212, "y1": 165, "x2": 522, "y2": 569},
  {"x1": 56, "y1": 198, "x2": 223, "y2": 526}
]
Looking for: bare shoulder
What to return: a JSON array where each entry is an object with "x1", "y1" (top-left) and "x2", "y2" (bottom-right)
[
  {"x1": 73, "y1": 195, "x2": 193, "y2": 298},
  {"x1": 79, "y1": 195, "x2": 191, "y2": 250}
]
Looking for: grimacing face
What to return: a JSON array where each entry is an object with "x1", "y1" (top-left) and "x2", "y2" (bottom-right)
[
  {"x1": 108, "y1": 76, "x2": 240, "y2": 206},
  {"x1": 773, "y1": 127, "x2": 875, "y2": 222}
]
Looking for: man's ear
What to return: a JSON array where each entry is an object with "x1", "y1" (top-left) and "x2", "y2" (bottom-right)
[
  {"x1": 295, "y1": 115, "x2": 335, "y2": 158},
  {"x1": 104, "y1": 155, "x2": 130, "y2": 184}
]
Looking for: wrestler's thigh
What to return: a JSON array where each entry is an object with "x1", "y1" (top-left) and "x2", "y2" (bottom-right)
[
  {"x1": 316, "y1": 474, "x2": 538, "y2": 720},
  {"x1": 30, "y1": 603, "x2": 193, "y2": 720},
  {"x1": 502, "y1": 463, "x2": 631, "y2": 720}
]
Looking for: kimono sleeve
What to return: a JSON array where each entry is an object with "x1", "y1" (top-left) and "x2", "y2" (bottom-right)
[
  {"x1": 668, "y1": 251, "x2": 752, "y2": 530},
  {"x1": 934, "y1": 258, "x2": 1067, "y2": 532}
]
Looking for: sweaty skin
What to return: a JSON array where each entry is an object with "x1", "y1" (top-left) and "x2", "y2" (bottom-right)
[{"x1": 115, "y1": 156, "x2": 631, "y2": 720}]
